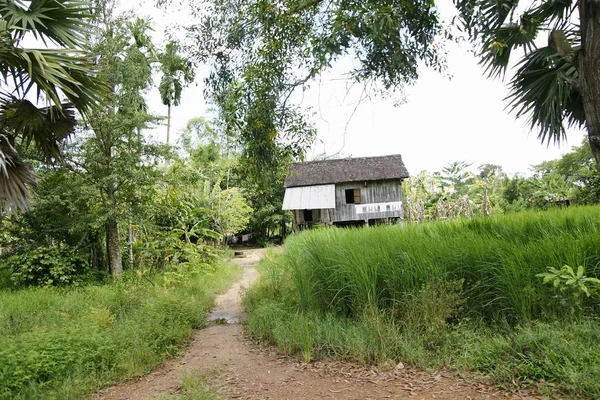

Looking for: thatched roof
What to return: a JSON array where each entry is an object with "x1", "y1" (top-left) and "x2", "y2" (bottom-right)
[{"x1": 284, "y1": 154, "x2": 409, "y2": 188}]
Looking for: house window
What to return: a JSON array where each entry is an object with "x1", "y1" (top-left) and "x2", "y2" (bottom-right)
[
  {"x1": 303, "y1": 209, "x2": 313, "y2": 222},
  {"x1": 345, "y1": 188, "x2": 361, "y2": 204}
]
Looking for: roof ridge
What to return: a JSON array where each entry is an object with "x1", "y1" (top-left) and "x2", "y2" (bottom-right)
[{"x1": 294, "y1": 154, "x2": 403, "y2": 165}]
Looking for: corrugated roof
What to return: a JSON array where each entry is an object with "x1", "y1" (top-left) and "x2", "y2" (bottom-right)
[
  {"x1": 284, "y1": 154, "x2": 409, "y2": 188},
  {"x1": 282, "y1": 184, "x2": 335, "y2": 210}
]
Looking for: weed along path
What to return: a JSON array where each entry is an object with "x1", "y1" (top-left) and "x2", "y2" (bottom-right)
[{"x1": 95, "y1": 249, "x2": 535, "y2": 400}]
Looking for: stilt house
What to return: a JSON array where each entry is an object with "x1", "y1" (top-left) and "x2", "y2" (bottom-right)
[{"x1": 282, "y1": 154, "x2": 410, "y2": 230}]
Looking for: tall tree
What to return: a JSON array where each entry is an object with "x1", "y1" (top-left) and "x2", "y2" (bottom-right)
[
  {"x1": 454, "y1": 0, "x2": 600, "y2": 171},
  {"x1": 0, "y1": 0, "x2": 105, "y2": 213},
  {"x1": 162, "y1": 0, "x2": 444, "y2": 169},
  {"x1": 158, "y1": 41, "x2": 194, "y2": 145},
  {"x1": 83, "y1": 9, "x2": 158, "y2": 276}
]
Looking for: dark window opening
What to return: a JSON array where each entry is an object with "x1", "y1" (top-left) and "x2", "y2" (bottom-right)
[
  {"x1": 303, "y1": 209, "x2": 313, "y2": 222},
  {"x1": 345, "y1": 188, "x2": 361, "y2": 204}
]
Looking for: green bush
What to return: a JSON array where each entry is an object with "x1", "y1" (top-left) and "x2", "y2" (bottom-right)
[{"x1": 3, "y1": 246, "x2": 90, "y2": 287}]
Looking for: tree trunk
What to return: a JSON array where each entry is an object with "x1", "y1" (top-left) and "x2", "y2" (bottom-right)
[
  {"x1": 106, "y1": 177, "x2": 122, "y2": 276},
  {"x1": 107, "y1": 216, "x2": 123, "y2": 276},
  {"x1": 128, "y1": 210, "x2": 134, "y2": 270},
  {"x1": 90, "y1": 230, "x2": 105, "y2": 271},
  {"x1": 166, "y1": 104, "x2": 171, "y2": 145},
  {"x1": 579, "y1": 2, "x2": 600, "y2": 172}
]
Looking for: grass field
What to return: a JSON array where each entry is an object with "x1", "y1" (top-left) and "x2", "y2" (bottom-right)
[
  {"x1": 0, "y1": 262, "x2": 239, "y2": 400},
  {"x1": 245, "y1": 206, "x2": 600, "y2": 398}
]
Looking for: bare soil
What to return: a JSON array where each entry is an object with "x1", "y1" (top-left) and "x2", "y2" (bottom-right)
[{"x1": 94, "y1": 249, "x2": 539, "y2": 400}]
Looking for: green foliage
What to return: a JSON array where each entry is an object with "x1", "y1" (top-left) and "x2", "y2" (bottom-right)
[
  {"x1": 247, "y1": 301, "x2": 405, "y2": 365},
  {"x1": 538, "y1": 141, "x2": 600, "y2": 205},
  {"x1": 235, "y1": 149, "x2": 293, "y2": 242},
  {"x1": 158, "y1": 40, "x2": 195, "y2": 144},
  {"x1": 439, "y1": 160, "x2": 474, "y2": 195},
  {"x1": 404, "y1": 144, "x2": 600, "y2": 222},
  {"x1": 454, "y1": 0, "x2": 585, "y2": 144},
  {"x1": 4, "y1": 246, "x2": 90, "y2": 287},
  {"x1": 168, "y1": 0, "x2": 444, "y2": 177},
  {"x1": 159, "y1": 41, "x2": 195, "y2": 109},
  {"x1": 0, "y1": 261, "x2": 239, "y2": 399},
  {"x1": 208, "y1": 185, "x2": 252, "y2": 238},
  {"x1": 452, "y1": 321, "x2": 600, "y2": 398},
  {"x1": 537, "y1": 265, "x2": 600, "y2": 318}
]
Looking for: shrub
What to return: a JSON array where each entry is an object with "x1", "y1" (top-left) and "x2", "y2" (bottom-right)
[
  {"x1": 536, "y1": 265, "x2": 600, "y2": 319},
  {"x1": 4, "y1": 246, "x2": 90, "y2": 287}
]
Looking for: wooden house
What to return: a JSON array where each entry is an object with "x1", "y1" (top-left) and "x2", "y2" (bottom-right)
[{"x1": 282, "y1": 154, "x2": 410, "y2": 230}]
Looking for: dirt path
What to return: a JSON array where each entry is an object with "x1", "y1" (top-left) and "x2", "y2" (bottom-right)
[{"x1": 95, "y1": 249, "x2": 537, "y2": 400}]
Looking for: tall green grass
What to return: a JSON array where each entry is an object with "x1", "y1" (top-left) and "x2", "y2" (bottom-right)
[
  {"x1": 275, "y1": 207, "x2": 600, "y2": 322},
  {"x1": 0, "y1": 263, "x2": 239, "y2": 400},
  {"x1": 245, "y1": 206, "x2": 600, "y2": 398}
]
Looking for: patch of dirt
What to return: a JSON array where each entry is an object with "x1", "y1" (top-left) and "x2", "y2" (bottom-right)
[{"x1": 94, "y1": 248, "x2": 539, "y2": 400}]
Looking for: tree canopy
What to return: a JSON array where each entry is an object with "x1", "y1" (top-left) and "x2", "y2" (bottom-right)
[
  {"x1": 156, "y1": 0, "x2": 600, "y2": 174},
  {"x1": 172, "y1": 0, "x2": 445, "y2": 167}
]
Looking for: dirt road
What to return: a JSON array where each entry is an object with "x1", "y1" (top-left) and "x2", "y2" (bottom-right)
[{"x1": 95, "y1": 249, "x2": 536, "y2": 400}]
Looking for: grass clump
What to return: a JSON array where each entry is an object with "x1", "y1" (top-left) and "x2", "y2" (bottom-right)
[
  {"x1": 245, "y1": 206, "x2": 600, "y2": 398},
  {"x1": 160, "y1": 372, "x2": 223, "y2": 400},
  {"x1": 0, "y1": 262, "x2": 239, "y2": 400}
]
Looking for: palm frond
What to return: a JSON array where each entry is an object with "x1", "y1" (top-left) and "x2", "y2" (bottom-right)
[
  {"x1": 0, "y1": 0, "x2": 107, "y2": 211},
  {"x1": 0, "y1": 133, "x2": 34, "y2": 213},
  {"x1": 506, "y1": 45, "x2": 584, "y2": 145},
  {"x1": 0, "y1": 0, "x2": 92, "y2": 48},
  {"x1": 159, "y1": 74, "x2": 175, "y2": 106},
  {"x1": 0, "y1": 47, "x2": 106, "y2": 118},
  {"x1": 455, "y1": 0, "x2": 576, "y2": 77},
  {"x1": 158, "y1": 40, "x2": 195, "y2": 107},
  {"x1": 0, "y1": 95, "x2": 76, "y2": 161}
]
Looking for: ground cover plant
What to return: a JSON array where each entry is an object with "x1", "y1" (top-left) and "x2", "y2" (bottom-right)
[
  {"x1": 0, "y1": 262, "x2": 239, "y2": 400},
  {"x1": 245, "y1": 206, "x2": 600, "y2": 398}
]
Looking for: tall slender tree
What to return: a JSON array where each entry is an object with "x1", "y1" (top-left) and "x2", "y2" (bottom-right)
[
  {"x1": 158, "y1": 41, "x2": 194, "y2": 145},
  {"x1": 83, "y1": 9, "x2": 158, "y2": 276}
]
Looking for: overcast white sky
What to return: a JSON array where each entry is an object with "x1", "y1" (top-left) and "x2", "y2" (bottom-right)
[{"x1": 130, "y1": 0, "x2": 586, "y2": 176}]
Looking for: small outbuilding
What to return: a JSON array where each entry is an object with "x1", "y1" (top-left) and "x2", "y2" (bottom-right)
[{"x1": 282, "y1": 154, "x2": 410, "y2": 230}]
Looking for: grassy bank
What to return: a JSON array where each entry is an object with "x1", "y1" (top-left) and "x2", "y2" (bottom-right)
[
  {"x1": 0, "y1": 262, "x2": 239, "y2": 400},
  {"x1": 245, "y1": 207, "x2": 600, "y2": 398}
]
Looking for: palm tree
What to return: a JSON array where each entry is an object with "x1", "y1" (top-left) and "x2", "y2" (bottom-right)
[
  {"x1": 0, "y1": 0, "x2": 105, "y2": 213},
  {"x1": 454, "y1": 0, "x2": 600, "y2": 171},
  {"x1": 158, "y1": 41, "x2": 194, "y2": 145}
]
